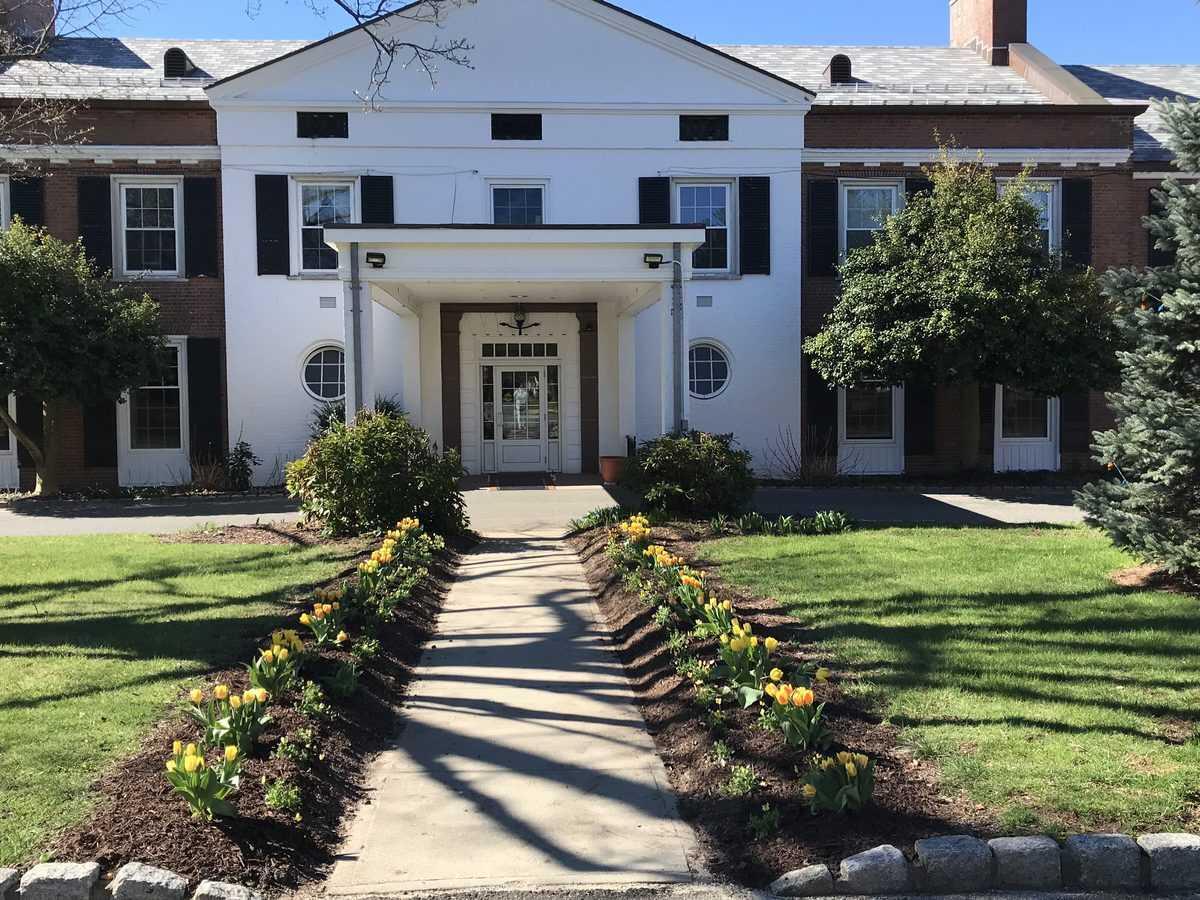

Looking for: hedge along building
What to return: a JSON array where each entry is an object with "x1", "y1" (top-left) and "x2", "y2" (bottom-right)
[
  {"x1": 0, "y1": 25, "x2": 301, "y2": 489},
  {"x1": 207, "y1": 0, "x2": 812, "y2": 480}
]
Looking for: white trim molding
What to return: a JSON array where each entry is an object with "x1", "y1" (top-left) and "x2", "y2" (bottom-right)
[
  {"x1": 0, "y1": 145, "x2": 220, "y2": 165},
  {"x1": 805, "y1": 147, "x2": 1132, "y2": 169},
  {"x1": 1134, "y1": 171, "x2": 1200, "y2": 180}
]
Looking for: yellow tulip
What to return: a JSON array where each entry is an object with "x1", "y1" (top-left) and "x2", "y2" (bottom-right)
[
  {"x1": 855, "y1": 753, "x2": 870, "y2": 768},
  {"x1": 183, "y1": 755, "x2": 202, "y2": 774},
  {"x1": 794, "y1": 689, "x2": 814, "y2": 708},
  {"x1": 764, "y1": 682, "x2": 778, "y2": 698},
  {"x1": 229, "y1": 695, "x2": 242, "y2": 710},
  {"x1": 802, "y1": 783, "x2": 817, "y2": 799},
  {"x1": 837, "y1": 751, "x2": 853, "y2": 765},
  {"x1": 764, "y1": 637, "x2": 779, "y2": 654},
  {"x1": 770, "y1": 668, "x2": 784, "y2": 682},
  {"x1": 225, "y1": 745, "x2": 239, "y2": 764},
  {"x1": 300, "y1": 613, "x2": 311, "y2": 626},
  {"x1": 254, "y1": 688, "x2": 269, "y2": 703},
  {"x1": 815, "y1": 667, "x2": 831, "y2": 683},
  {"x1": 262, "y1": 649, "x2": 275, "y2": 664},
  {"x1": 173, "y1": 740, "x2": 183, "y2": 755},
  {"x1": 186, "y1": 743, "x2": 197, "y2": 756},
  {"x1": 276, "y1": 647, "x2": 289, "y2": 662},
  {"x1": 189, "y1": 688, "x2": 204, "y2": 704},
  {"x1": 166, "y1": 759, "x2": 177, "y2": 772},
  {"x1": 242, "y1": 690, "x2": 255, "y2": 704},
  {"x1": 722, "y1": 600, "x2": 733, "y2": 611},
  {"x1": 214, "y1": 684, "x2": 229, "y2": 701},
  {"x1": 846, "y1": 761, "x2": 858, "y2": 778},
  {"x1": 336, "y1": 631, "x2": 349, "y2": 645}
]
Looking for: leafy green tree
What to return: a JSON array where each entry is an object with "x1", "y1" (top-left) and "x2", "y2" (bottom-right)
[
  {"x1": 1078, "y1": 100, "x2": 1200, "y2": 586},
  {"x1": 803, "y1": 152, "x2": 1121, "y2": 469},
  {"x1": 0, "y1": 220, "x2": 163, "y2": 495}
]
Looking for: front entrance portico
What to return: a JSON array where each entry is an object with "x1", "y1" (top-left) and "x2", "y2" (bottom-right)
[{"x1": 323, "y1": 224, "x2": 707, "y2": 475}]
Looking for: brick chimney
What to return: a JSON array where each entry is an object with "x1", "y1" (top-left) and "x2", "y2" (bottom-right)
[{"x1": 949, "y1": 0, "x2": 1027, "y2": 66}]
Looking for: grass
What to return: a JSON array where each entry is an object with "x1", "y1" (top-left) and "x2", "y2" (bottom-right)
[
  {"x1": 0, "y1": 534, "x2": 360, "y2": 865},
  {"x1": 704, "y1": 525, "x2": 1200, "y2": 835}
]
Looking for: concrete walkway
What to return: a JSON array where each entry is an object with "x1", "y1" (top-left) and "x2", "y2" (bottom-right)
[
  {"x1": 0, "y1": 494, "x2": 299, "y2": 537},
  {"x1": 326, "y1": 510, "x2": 697, "y2": 895}
]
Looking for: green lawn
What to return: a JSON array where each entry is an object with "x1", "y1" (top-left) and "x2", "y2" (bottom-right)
[
  {"x1": 704, "y1": 525, "x2": 1200, "y2": 835},
  {"x1": 0, "y1": 534, "x2": 360, "y2": 865}
]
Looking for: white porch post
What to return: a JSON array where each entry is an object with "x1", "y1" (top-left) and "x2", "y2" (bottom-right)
[
  {"x1": 618, "y1": 312, "x2": 637, "y2": 450},
  {"x1": 342, "y1": 242, "x2": 376, "y2": 423}
]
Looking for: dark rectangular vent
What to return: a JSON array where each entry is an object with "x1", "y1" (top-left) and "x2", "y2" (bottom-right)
[
  {"x1": 680, "y1": 115, "x2": 729, "y2": 142},
  {"x1": 491, "y1": 114, "x2": 542, "y2": 141},
  {"x1": 297, "y1": 111, "x2": 349, "y2": 139}
]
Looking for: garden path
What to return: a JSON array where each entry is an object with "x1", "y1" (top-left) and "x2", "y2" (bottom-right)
[{"x1": 325, "y1": 489, "x2": 698, "y2": 895}]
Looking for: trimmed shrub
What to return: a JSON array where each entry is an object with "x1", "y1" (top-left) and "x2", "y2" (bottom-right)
[
  {"x1": 286, "y1": 412, "x2": 467, "y2": 537},
  {"x1": 623, "y1": 431, "x2": 753, "y2": 517}
]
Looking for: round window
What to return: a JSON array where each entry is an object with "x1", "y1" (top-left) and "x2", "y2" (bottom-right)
[
  {"x1": 303, "y1": 346, "x2": 346, "y2": 401},
  {"x1": 689, "y1": 343, "x2": 730, "y2": 398}
]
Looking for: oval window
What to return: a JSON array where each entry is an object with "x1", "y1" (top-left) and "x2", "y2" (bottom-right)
[
  {"x1": 303, "y1": 346, "x2": 346, "y2": 401},
  {"x1": 689, "y1": 343, "x2": 730, "y2": 399}
]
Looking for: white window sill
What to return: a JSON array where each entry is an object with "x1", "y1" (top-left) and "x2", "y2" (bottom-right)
[
  {"x1": 288, "y1": 273, "x2": 342, "y2": 282},
  {"x1": 691, "y1": 272, "x2": 741, "y2": 281},
  {"x1": 115, "y1": 274, "x2": 187, "y2": 284}
]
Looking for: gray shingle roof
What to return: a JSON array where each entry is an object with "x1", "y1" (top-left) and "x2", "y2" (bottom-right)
[
  {"x1": 716, "y1": 45, "x2": 1051, "y2": 105},
  {"x1": 1065, "y1": 65, "x2": 1200, "y2": 162},
  {"x1": 0, "y1": 37, "x2": 306, "y2": 101}
]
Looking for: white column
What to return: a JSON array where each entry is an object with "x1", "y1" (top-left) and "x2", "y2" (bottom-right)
[{"x1": 618, "y1": 312, "x2": 637, "y2": 451}]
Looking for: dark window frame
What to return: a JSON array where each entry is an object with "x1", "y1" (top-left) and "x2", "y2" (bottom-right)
[
  {"x1": 297, "y1": 111, "x2": 350, "y2": 140},
  {"x1": 491, "y1": 113, "x2": 543, "y2": 141},
  {"x1": 680, "y1": 115, "x2": 730, "y2": 142}
]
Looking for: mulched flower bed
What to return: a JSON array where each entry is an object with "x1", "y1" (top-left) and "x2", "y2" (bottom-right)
[
  {"x1": 159, "y1": 522, "x2": 333, "y2": 547},
  {"x1": 569, "y1": 523, "x2": 992, "y2": 888},
  {"x1": 48, "y1": 532, "x2": 470, "y2": 894}
]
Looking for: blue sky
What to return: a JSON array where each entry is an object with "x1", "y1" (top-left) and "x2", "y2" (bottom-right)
[{"x1": 118, "y1": 0, "x2": 1198, "y2": 65}]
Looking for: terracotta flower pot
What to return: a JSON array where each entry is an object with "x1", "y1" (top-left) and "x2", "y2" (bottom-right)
[{"x1": 599, "y1": 456, "x2": 626, "y2": 485}]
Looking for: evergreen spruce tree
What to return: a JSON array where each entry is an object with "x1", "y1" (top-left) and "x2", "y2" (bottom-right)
[{"x1": 1078, "y1": 100, "x2": 1200, "y2": 586}]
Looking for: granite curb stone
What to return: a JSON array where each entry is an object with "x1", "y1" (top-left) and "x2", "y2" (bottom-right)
[
  {"x1": 19, "y1": 863, "x2": 102, "y2": 900},
  {"x1": 109, "y1": 863, "x2": 188, "y2": 900},
  {"x1": 0, "y1": 870, "x2": 18, "y2": 900},
  {"x1": 837, "y1": 844, "x2": 912, "y2": 895},
  {"x1": 1137, "y1": 833, "x2": 1200, "y2": 893},
  {"x1": 989, "y1": 835, "x2": 1063, "y2": 890},
  {"x1": 913, "y1": 835, "x2": 992, "y2": 893},
  {"x1": 771, "y1": 865, "x2": 835, "y2": 897},
  {"x1": 1063, "y1": 834, "x2": 1142, "y2": 892},
  {"x1": 189, "y1": 882, "x2": 263, "y2": 900}
]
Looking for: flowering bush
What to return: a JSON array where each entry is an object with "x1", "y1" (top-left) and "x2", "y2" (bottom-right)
[
  {"x1": 164, "y1": 740, "x2": 241, "y2": 821},
  {"x1": 187, "y1": 684, "x2": 271, "y2": 754},
  {"x1": 802, "y1": 752, "x2": 875, "y2": 814},
  {"x1": 763, "y1": 680, "x2": 831, "y2": 750}
]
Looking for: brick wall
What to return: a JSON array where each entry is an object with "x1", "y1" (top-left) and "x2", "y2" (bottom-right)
[{"x1": 8, "y1": 106, "x2": 226, "y2": 491}]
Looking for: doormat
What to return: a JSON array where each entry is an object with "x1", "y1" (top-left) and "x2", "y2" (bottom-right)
[{"x1": 486, "y1": 473, "x2": 556, "y2": 489}]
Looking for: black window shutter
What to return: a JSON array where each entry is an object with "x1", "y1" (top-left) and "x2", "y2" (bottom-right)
[
  {"x1": 10, "y1": 176, "x2": 44, "y2": 226},
  {"x1": 360, "y1": 175, "x2": 395, "y2": 225},
  {"x1": 255, "y1": 174, "x2": 289, "y2": 276},
  {"x1": 904, "y1": 383, "x2": 936, "y2": 455},
  {"x1": 739, "y1": 176, "x2": 771, "y2": 275},
  {"x1": 905, "y1": 177, "x2": 934, "y2": 204},
  {"x1": 187, "y1": 337, "x2": 224, "y2": 464},
  {"x1": 1063, "y1": 178, "x2": 1093, "y2": 268},
  {"x1": 15, "y1": 395, "x2": 42, "y2": 467},
  {"x1": 1060, "y1": 390, "x2": 1092, "y2": 454},
  {"x1": 808, "y1": 179, "x2": 838, "y2": 277},
  {"x1": 1148, "y1": 191, "x2": 1177, "y2": 268},
  {"x1": 805, "y1": 360, "x2": 839, "y2": 456},
  {"x1": 638, "y1": 177, "x2": 671, "y2": 225},
  {"x1": 979, "y1": 384, "x2": 995, "y2": 454},
  {"x1": 184, "y1": 177, "x2": 219, "y2": 278},
  {"x1": 77, "y1": 176, "x2": 113, "y2": 273},
  {"x1": 82, "y1": 402, "x2": 118, "y2": 468}
]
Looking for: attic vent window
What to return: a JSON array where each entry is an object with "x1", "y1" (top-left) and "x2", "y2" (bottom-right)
[
  {"x1": 680, "y1": 115, "x2": 729, "y2": 142},
  {"x1": 826, "y1": 54, "x2": 853, "y2": 85},
  {"x1": 491, "y1": 114, "x2": 542, "y2": 141},
  {"x1": 163, "y1": 47, "x2": 196, "y2": 79},
  {"x1": 297, "y1": 111, "x2": 349, "y2": 140}
]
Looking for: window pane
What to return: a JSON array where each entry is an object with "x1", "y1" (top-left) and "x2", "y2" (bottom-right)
[
  {"x1": 689, "y1": 345, "x2": 730, "y2": 398},
  {"x1": 547, "y1": 365, "x2": 560, "y2": 440},
  {"x1": 131, "y1": 348, "x2": 182, "y2": 450},
  {"x1": 846, "y1": 188, "x2": 894, "y2": 231},
  {"x1": 123, "y1": 184, "x2": 178, "y2": 273},
  {"x1": 482, "y1": 365, "x2": 495, "y2": 441},
  {"x1": 1002, "y1": 387, "x2": 1049, "y2": 439},
  {"x1": 845, "y1": 384, "x2": 893, "y2": 440},
  {"x1": 303, "y1": 347, "x2": 345, "y2": 400},
  {"x1": 493, "y1": 187, "x2": 544, "y2": 225},
  {"x1": 301, "y1": 185, "x2": 352, "y2": 270},
  {"x1": 694, "y1": 227, "x2": 728, "y2": 271}
]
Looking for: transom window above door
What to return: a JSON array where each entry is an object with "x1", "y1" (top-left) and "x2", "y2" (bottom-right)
[
  {"x1": 678, "y1": 183, "x2": 731, "y2": 272},
  {"x1": 842, "y1": 183, "x2": 899, "y2": 255},
  {"x1": 492, "y1": 186, "x2": 544, "y2": 225},
  {"x1": 121, "y1": 182, "x2": 181, "y2": 276},
  {"x1": 299, "y1": 182, "x2": 354, "y2": 271},
  {"x1": 844, "y1": 383, "x2": 894, "y2": 441}
]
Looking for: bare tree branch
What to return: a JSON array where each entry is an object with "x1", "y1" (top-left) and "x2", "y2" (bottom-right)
[{"x1": 291, "y1": 0, "x2": 476, "y2": 104}]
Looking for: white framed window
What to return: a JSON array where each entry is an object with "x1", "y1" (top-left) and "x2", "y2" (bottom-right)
[
  {"x1": 1000, "y1": 386, "x2": 1051, "y2": 440},
  {"x1": 689, "y1": 342, "x2": 731, "y2": 398},
  {"x1": 115, "y1": 176, "x2": 184, "y2": 278},
  {"x1": 840, "y1": 181, "x2": 901, "y2": 257},
  {"x1": 130, "y1": 343, "x2": 184, "y2": 450},
  {"x1": 490, "y1": 183, "x2": 546, "y2": 225},
  {"x1": 302, "y1": 345, "x2": 346, "y2": 401},
  {"x1": 293, "y1": 179, "x2": 357, "y2": 273},
  {"x1": 843, "y1": 382, "x2": 896, "y2": 441},
  {"x1": 676, "y1": 182, "x2": 733, "y2": 273},
  {"x1": 999, "y1": 179, "x2": 1060, "y2": 254}
]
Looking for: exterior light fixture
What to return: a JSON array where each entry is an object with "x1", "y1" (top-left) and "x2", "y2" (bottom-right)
[
  {"x1": 365, "y1": 252, "x2": 387, "y2": 269},
  {"x1": 644, "y1": 252, "x2": 665, "y2": 270},
  {"x1": 500, "y1": 304, "x2": 541, "y2": 336}
]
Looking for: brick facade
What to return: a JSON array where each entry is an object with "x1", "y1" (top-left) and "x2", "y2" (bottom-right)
[{"x1": 8, "y1": 105, "x2": 225, "y2": 492}]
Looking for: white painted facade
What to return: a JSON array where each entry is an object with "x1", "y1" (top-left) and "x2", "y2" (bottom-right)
[{"x1": 208, "y1": 0, "x2": 810, "y2": 480}]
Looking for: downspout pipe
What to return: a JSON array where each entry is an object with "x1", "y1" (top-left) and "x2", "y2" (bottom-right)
[
  {"x1": 349, "y1": 242, "x2": 365, "y2": 424},
  {"x1": 672, "y1": 242, "x2": 687, "y2": 434}
]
